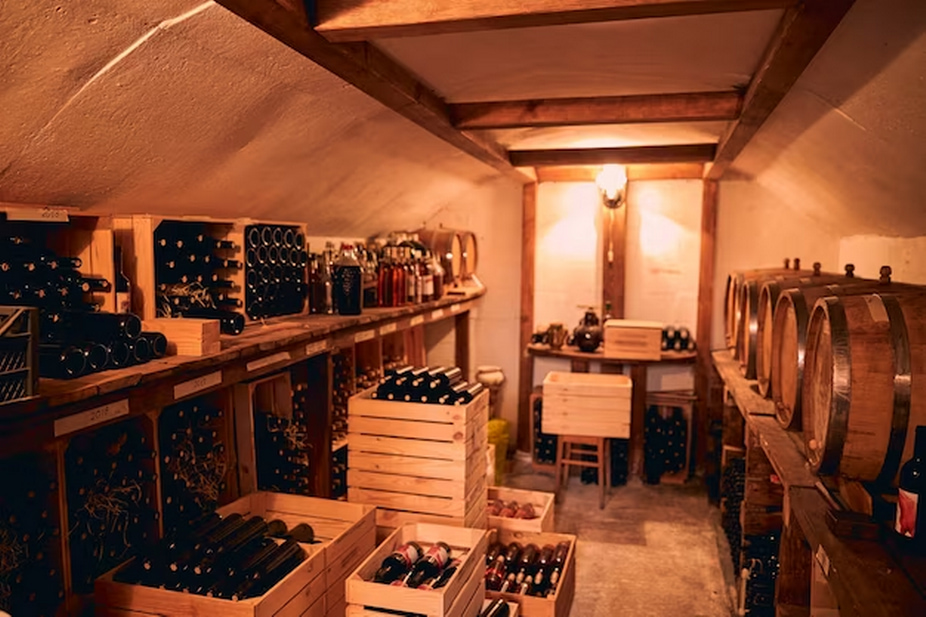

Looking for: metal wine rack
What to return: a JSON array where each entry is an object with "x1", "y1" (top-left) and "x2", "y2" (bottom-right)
[
  {"x1": 244, "y1": 224, "x2": 307, "y2": 320},
  {"x1": 0, "y1": 306, "x2": 37, "y2": 406}
]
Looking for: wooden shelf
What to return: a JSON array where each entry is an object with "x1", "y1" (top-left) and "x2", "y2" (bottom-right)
[
  {"x1": 528, "y1": 344, "x2": 696, "y2": 364},
  {"x1": 713, "y1": 348, "x2": 926, "y2": 617},
  {"x1": 0, "y1": 288, "x2": 484, "y2": 454}
]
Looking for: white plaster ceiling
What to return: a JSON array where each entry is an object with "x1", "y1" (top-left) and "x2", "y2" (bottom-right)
[
  {"x1": 479, "y1": 122, "x2": 728, "y2": 150},
  {"x1": 0, "y1": 1, "x2": 506, "y2": 236},
  {"x1": 728, "y1": 0, "x2": 926, "y2": 238},
  {"x1": 374, "y1": 10, "x2": 783, "y2": 102}
]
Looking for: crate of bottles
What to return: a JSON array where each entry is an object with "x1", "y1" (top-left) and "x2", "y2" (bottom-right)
[
  {"x1": 0, "y1": 306, "x2": 37, "y2": 407},
  {"x1": 94, "y1": 491, "x2": 376, "y2": 617},
  {"x1": 345, "y1": 522, "x2": 488, "y2": 617},
  {"x1": 347, "y1": 373, "x2": 489, "y2": 529},
  {"x1": 484, "y1": 529, "x2": 577, "y2": 617},
  {"x1": 486, "y1": 487, "x2": 555, "y2": 533}
]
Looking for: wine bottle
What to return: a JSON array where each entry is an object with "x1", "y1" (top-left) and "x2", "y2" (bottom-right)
[
  {"x1": 404, "y1": 542, "x2": 451, "y2": 588},
  {"x1": 260, "y1": 227, "x2": 273, "y2": 247},
  {"x1": 83, "y1": 342, "x2": 110, "y2": 371},
  {"x1": 215, "y1": 239, "x2": 237, "y2": 251},
  {"x1": 217, "y1": 259, "x2": 241, "y2": 270},
  {"x1": 139, "y1": 331, "x2": 168, "y2": 358},
  {"x1": 373, "y1": 541, "x2": 422, "y2": 583},
  {"x1": 486, "y1": 555, "x2": 508, "y2": 591},
  {"x1": 182, "y1": 308, "x2": 245, "y2": 335},
  {"x1": 230, "y1": 539, "x2": 305, "y2": 600},
  {"x1": 61, "y1": 310, "x2": 142, "y2": 340},
  {"x1": 114, "y1": 245, "x2": 132, "y2": 313},
  {"x1": 285, "y1": 523, "x2": 315, "y2": 543},
  {"x1": 425, "y1": 558, "x2": 460, "y2": 589},
  {"x1": 452, "y1": 382, "x2": 484, "y2": 405},
  {"x1": 128, "y1": 336, "x2": 152, "y2": 364},
  {"x1": 78, "y1": 275, "x2": 112, "y2": 293},
  {"x1": 428, "y1": 366, "x2": 463, "y2": 389},
  {"x1": 678, "y1": 327, "x2": 691, "y2": 351},
  {"x1": 107, "y1": 339, "x2": 132, "y2": 369},
  {"x1": 896, "y1": 426, "x2": 926, "y2": 544},
  {"x1": 480, "y1": 598, "x2": 511, "y2": 617},
  {"x1": 39, "y1": 344, "x2": 87, "y2": 379}
]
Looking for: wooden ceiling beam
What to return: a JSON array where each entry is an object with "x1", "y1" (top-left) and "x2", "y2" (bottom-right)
[
  {"x1": 314, "y1": 0, "x2": 796, "y2": 42},
  {"x1": 213, "y1": 0, "x2": 531, "y2": 183},
  {"x1": 707, "y1": 0, "x2": 856, "y2": 179},
  {"x1": 450, "y1": 91, "x2": 742, "y2": 129},
  {"x1": 510, "y1": 144, "x2": 716, "y2": 167},
  {"x1": 535, "y1": 163, "x2": 705, "y2": 182}
]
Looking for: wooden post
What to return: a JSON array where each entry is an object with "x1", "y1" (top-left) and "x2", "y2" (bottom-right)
[
  {"x1": 601, "y1": 200, "x2": 626, "y2": 318},
  {"x1": 454, "y1": 310, "x2": 471, "y2": 378},
  {"x1": 776, "y1": 506, "x2": 812, "y2": 614},
  {"x1": 518, "y1": 183, "x2": 537, "y2": 452},
  {"x1": 695, "y1": 179, "x2": 718, "y2": 473},
  {"x1": 629, "y1": 364, "x2": 648, "y2": 478}
]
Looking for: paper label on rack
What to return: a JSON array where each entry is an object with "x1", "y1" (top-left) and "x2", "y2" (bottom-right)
[
  {"x1": 355, "y1": 330, "x2": 375, "y2": 343},
  {"x1": 305, "y1": 339, "x2": 329, "y2": 357},
  {"x1": 865, "y1": 294, "x2": 889, "y2": 324},
  {"x1": 814, "y1": 545, "x2": 831, "y2": 577},
  {"x1": 54, "y1": 399, "x2": 129, "y2": 437},
  {"x1": 431, "y1": 309, "x2": 445, "y2": 320},
  {"x1": 246, "y1": 352, "x2": 291, "y2": 373},
  {"x1": 174, "y1": 371, "x2": 222, "y2": 400},
  {"x1": 379, "y1": 323, "x2": 397, "y2": 335},
  {"x1": 410, "y1": 315, "x2": 425, "y2": 326},
  {"x1": 6, "y1": 207, "x2": 70, "y2": 223}
]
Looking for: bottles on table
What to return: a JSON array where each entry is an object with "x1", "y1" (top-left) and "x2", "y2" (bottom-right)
[
  {"x1": 487, "y1": 499, "x2": 537, "y2": 520},
  {"x1": 243, "y1": 224, "x2": 306, "y2": 320},
  {"x1": 370, "y1": 540, "x2": 462, "y2": 590},
  {"x1": 333, "y1": 245, "x2": 363, "y2": 316},
  {"x1": 372, "y1": 365, "x2": 484, "y2": 406},
  {"x1": 485, "y1": 539, "x2": 571, "y2": 597},
  {"x1": 661, "y1": 325, "x2": 694, "y2": 352}
]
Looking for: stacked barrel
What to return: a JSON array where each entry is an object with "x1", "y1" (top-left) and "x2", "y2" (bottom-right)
[{"x1": 725, "y1": 259, "x2": 926, "y2": 488}]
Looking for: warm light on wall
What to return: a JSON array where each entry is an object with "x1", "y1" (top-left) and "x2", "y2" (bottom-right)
[{"x1": 596, "y1": 164, "x2": 628, "y2": 209}]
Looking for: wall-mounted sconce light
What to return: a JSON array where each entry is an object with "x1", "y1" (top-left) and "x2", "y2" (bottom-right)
[{"x1": 596, "y1": 164, "x2": 628, "y2": 209}]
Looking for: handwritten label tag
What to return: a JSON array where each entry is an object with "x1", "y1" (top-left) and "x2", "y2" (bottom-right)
[
  {"x1": 246, "y1": 352, "x2": 291, "y2": 373},
  {"x1": 814, "y1": 545, "x2": 831, "y2": 577},
  {"x1": 379, "y1": 323, "x2": 397, "y2": 336},
  {"x1": 865, "y1": 294, "x2": 889, "y2": 324},
  {"x1": 410, "y1": 315, "x2": 425, "y2": 327},
  {"x1": 6, "y1": 207, "x2": 70, "y2": 223},
  {"x1": 451, "y1": 303, "x2": 462, "y2": 313},
  {"x1": 355, "y1": 330, "x2": 375, "y2": 343},
  {"x1": 431, "y1": 309, "x2": 445, "y2": 320},
  {"x1": 54, "y1": 399, "x2": 129, "y2": 437},
  {"x1": 305, "y1": 339, "x2": 329, "y2": 357},
  {"x1": 174, "y1": 371, "x2": 222, "y2": 400}
]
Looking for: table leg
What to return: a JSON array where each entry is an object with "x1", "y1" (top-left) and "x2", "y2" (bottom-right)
[
  {"x1": 630, "y1": 364, "x2": 648, "y2": 479},
  {"x1": 570, "y1": 358, "x2": 590, "y2": 373}
]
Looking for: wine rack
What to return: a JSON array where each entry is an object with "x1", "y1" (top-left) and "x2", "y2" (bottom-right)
[
  {"x1": 0, "y1": 451, "x2": 64, "y2": 617},
  {"x1": 154, "y1": 220, "x2": 245, "y2": 335},
  {"x1": 65, "y1": 416, "x2": 159, "y2": 593},
  {"x1": 331, "y1": 445, "x2": 347, "y2": 500},
  {"x1": 243, "y1": 224, "x2": 307, "y2": 320},
  {"x1": 331, "y1": 349, "x2": 354, "y2": 447},
  {"x1": 532, "y1": 396, "x2": 558, "y2": 466},
  {"x1": 742, "y1": 532, "x2": 780, "y2": 617},
  {"x1": 721, "y1": 455, "x2": 745, "y2": 570},
  {"x1": 158, "y1": 394, "x2": 235, "y2": 533},
  {"x1": 643, "y1": 403, "x2": 689, "y2": 484},
  {"x1": 0, "y1": 306, "x2": 37, "y2": 405}
]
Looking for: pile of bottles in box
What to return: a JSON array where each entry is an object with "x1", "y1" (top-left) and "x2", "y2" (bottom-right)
[
  {"x1": 371, "y1": 365, "x2": 484, "y2": 405},
  {"x1": 485, "y1": 539, "x2": 572, "y2": 597},
  {"x1": 0, "y1": 232, "x2": 167, "y2": 382},
  {"x1": 487, "y1": 498, "x2": 538, "y2": 520},
  {"x1": 661, "y1": 325, "x2": 694, "y2": 352}
]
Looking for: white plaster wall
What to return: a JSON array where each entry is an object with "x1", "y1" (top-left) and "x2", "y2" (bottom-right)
[
  {"x1": 839, "y1": 235, "x2": 926, "y2": 285},
  {"x1": 424, "y1": 176, "x2": 524, "y2": 429},
  {"x1": 712, "y1": 181, "x2": 842, "y2": 350}
]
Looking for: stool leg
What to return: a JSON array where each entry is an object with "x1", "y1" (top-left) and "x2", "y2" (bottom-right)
[
  {"x1": 554, "y1": 439, "x2": 564, "y2": 499},
  {"x1": 597, "y1": 439, "x2": 605, "y2": 509},
  {"x1": 604, "y1": 438, "x2": 610, "y2": 503}
]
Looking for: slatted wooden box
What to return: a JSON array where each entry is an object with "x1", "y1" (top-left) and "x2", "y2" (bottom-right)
[
  {"x1": 94, "y1": 492, "x2": 376, "y2": 617},
  {"x1": 485, "y1": 529, "x2": 577, "y2": 617},
  {"x1": 347, "y1": 387, "x2": 489, "y2": 529},
  {"x1": 487, "y1": 487, "x2": 555, "y2": 533},
  {"x1": 345, "y1": 522, "x2": 488, "y2": 617},
  {"x1": 603, "y1": 319, "x2": 663, "y2": 360},
  {"x1": 541, "y1": 372, "x2": 632, "y2": 438}
]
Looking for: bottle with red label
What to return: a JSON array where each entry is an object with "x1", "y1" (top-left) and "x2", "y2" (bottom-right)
[
  {"x1": 404, "y1": 542, "x2": 452, "y2": 588},
  {"x1": 896, "y1": 426, "x2": 926, "y2": 545},
  {"x1": 374, "y1": 542, "x2": 422, "y2": 584}
]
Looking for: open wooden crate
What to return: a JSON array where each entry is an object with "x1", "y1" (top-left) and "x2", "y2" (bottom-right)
[
  {"x1": 345, "y1": 522, "x2": 488, "y2": 617},
  {"x1": 347, "y1": 388, "x2": 489, "y2": 529},
  {"x1": 485, "y1": 529, "x2": 577, "y2": 617},
  {"x1": 487, "y1": 487, "x2": 555, "y2": 533},
  {"x1": 94, "y1": 492, "x2": 376, "y2": 617}
]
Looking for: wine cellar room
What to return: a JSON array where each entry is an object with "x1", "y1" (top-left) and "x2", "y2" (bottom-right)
[{"x1": 1, "y1": 1, "x2": 925, "y2": 616}]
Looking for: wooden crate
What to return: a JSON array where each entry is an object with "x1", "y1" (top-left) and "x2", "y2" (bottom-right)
[
  {"x1": 345, "y1": 522, "x2": 488, "y2": 617},
  {"x1": 347, "y1": 388, "x2": 489, "y2": 528},
  {"x1": 141, "y1": 317, "x2": 221, "y2": 356},
  {"x1": 94, "y1": 492, "x2": 376, "y2": 617},
  {"x1": 603, "y1": 319, "x2": 663, "y2": 360},
  {"x1": 541, "y1": 372, "x2": 631, "y2": 438},
  {"x1": 487, "y1": 487, "x2": 555, "y2": 533},
  {"x1": 485, "y1": 529, "x2": 577, "y2": 617}
]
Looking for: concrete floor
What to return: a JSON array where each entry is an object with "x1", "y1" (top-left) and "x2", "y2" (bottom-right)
[{"x1": 504, "y1": 460, "x2": 736, "y2": 617}]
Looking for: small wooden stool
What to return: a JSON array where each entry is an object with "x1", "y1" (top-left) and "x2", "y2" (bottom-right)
[{"x1": 554, "y1": 435, "x2": 610, "y2": 509}]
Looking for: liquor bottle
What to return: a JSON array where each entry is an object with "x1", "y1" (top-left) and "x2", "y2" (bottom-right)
[
  {"x1": 114, "y1": 246, "x2": 132, "y2": 313},
  {"x1": 391, "y1": 247, "x2": 406, "y2": 307},
  {"x1": 373, "y1": 541, "x2": 423, "y2": 583},
  {"x1": 896, "y1": 426, "x2": 926, "y2": 544},
  {"x1": 334, "y1": 245, "x2": 363, "y2": 316}
]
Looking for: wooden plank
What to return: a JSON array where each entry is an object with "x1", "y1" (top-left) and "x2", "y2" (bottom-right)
[
  {"x1": 776, "y1": 509, "x2": 812, "y2": 611},
  {"x1": 788, "y1": 487, "x2": 926, "y2": 617},
  {"x1": 629, "y1": 364, "x2": 647, "y2": 478},
  {"x1": 695, "y1": 178, "x2": 717, "y2": 475},
  {"x1": 314, "y1": 0, "x2": 796, "y2": 41},
  {"x1": 212, "y1": 0, "x2": 530, "y2": 183},
  {"x1": 510, "y1": 144, "x2": 717, "y2": 167},
  {"x1": 349, "y1": 416, "x2": 462, "y2": 442},
  {"x1": 536, "y1": 163, "x2": 705, "y2": 183},
  {"x1": 602, "y1": 186, "x2": 627, "y2": 319},
  {"x1": 347, "y1": 434, "x2": 469, "y2": 461},
  {"x1": 518, "y1": 183, "x2": 538, "y2": 452},
  {"x1": 348, "y1": 469, "x2": 466, "y2": 499},
  {"x1": 454, "y1": 311, "x2": 470, "y2": 379},
  {"x1": 349, "y1": 451, "x2": 468, "y2": 481},
  {"x1": 707, "y1": 0, "x2": 857, "y2": 179},
  {"x1": 451, "y1": 91, "x2": 742, "y2": 129}
]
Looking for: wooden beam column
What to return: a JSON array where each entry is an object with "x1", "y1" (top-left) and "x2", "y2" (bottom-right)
[
  {"x1": 601, "y1": 202, "x2": 626, "y2": 319},
  {"x1": 695, "y1": 179, "x2": 718, "y2": 472},
  {"x1": 518, "y1": 183, "x2": 538, "y2": 452}
]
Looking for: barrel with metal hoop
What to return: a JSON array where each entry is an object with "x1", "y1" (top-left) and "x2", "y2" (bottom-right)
[
  {"x1": 459, "y1": 231, "x2": 478, "y2": 280},
  {"x1": 802, "y1": 291, "x2": 926, "y2": 483},
  {"x1": 725, "y1": 258, "x2": 800, "y2": 354},
  {"x1": 416, "y1": 228, "x2": 463, "y2": 287}
]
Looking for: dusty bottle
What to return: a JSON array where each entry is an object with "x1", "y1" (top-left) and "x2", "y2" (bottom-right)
[
  {"x1": 373, "y1": 542, "x2": 423, "y2": 584},
  {"x1": 404, "y1": 542, "x2": 451, "y2": 588}
]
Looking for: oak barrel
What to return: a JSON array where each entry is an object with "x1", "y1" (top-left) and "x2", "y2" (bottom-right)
[
  {"x1": 724, "y1": 258, "x2": 793, "y2": 350},
  {"x1": 416, "y1": 228, "x2": 463, "y2": 287},
  {"x1": 459, "y1": 231, "x2": 478, "y2": 280},
  {"x1": 770, "y1": 267, "x2": 909, "y2": 430},
  {"x1": 802, "y1": 291, "x2": 926, "y2": 482},
  {"x1": 755, "y1": 265, "x2": 856, "y2": 397}
]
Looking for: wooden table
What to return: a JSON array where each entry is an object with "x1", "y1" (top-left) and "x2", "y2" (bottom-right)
[{"x1": 526, "y1": 344, "x2": 696, "y2": 479}]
